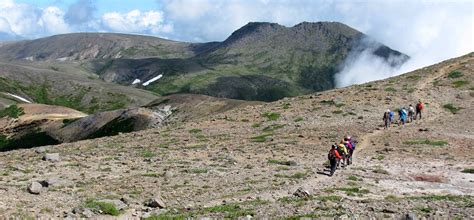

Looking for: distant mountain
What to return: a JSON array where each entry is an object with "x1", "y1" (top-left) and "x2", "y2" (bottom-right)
[{"x1": 0, "y1": 22, "x2": 409, "y2": 104}]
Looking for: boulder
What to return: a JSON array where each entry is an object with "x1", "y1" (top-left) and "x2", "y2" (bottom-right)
[
  {"x1": 43, "y1": 153, "x2": 60, "y2": 162},
  {"x1": 293, "y1": 187, "x2": 310, "y2": 198},
  {"x1": 27, "y1": 181, "x2": 43, "y2": 194},
  {"x1": 145, "y1": 196, "x2": 166, "y2": 208}
]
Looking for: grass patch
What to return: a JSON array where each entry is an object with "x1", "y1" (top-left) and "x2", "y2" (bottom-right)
[
  {"x1": 141, "y1": 150, "x2": 156, "y2": 158},
  {"x1": 415, "y1": 206, "x2": 433, "y2": 213},
  {"x1": 332, "y1": 110, "x2": 343, "y2": 114},
  {"x1": 461, "y1": 168, "x2": 474, "y2": 174},
  {"x1": 384, "y1": 87, "x2": 397, "y2": 92},
  {"x1": 404, "y1": 139, "x2": 448, "y2": 146},
  {"x1": 275, "y1": 172, "x2": 306, "y2": 179},
  {"x1": 443, "y1": 104, "x2": 461, "y2": 114},
  {"x1": 452, "y1": 80, "x2": 469, "y2": 88},
  {"x1": 262, "y1": 124, "x2": 285, "y2": 133},
  {"x1": 282, "y1": 103, "x2": 291, "y2": 109},
  {"x1": 84, "y1": 199, "x2": 120, "y2": 216},
  {"x1": 294, "y1": 117, "x2": 304, "y2": 122},
  {"x1": 316, "y1": 195, "x2": 341, "y2": 202},
  {"x1": 347, "y1": 176, "x2": 359, "y2": 181},
  {"x1": 320, "y1": 100, "x2": 335, "y2": 105},
  {"x1": 189, "y1": 129, "x2": 202, "y2": 134},
  {"x1": 250, "y1": 134, "x2": 272, "y2": 142},
  {"x1": 267, "y1": 159, "x2": 297, "y2": 166},
  {"x1": 385, "y1": 195, "x2": 400, "y2": 202},
  {"x1": 372, "y1": 167, "x2": 390, "y2": 175},
  {"x1": 448, "y1": 71, "x2": 463, "y2": 78},
  {"x1": 251, "y1": 123, "x2": 261, "y2": 128},
  {"x1": 0, "y1": 105, "x2": 24, "y2": 118},
  {"x1": 186, "y1": 168, "x2": 208, "y2": 174},
  {"x1": 142, "y1": 173, "x2": 162, "y2": 177},
  {"x1": 262, "y1": 112, "x2": 281, "y2": 121}
]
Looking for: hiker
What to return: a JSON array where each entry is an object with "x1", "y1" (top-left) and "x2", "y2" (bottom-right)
[
  {"x1": 328, "y1": 144, "x2": 342, "y2": 176},
  {"x1": 389, "y1": 110, "x2": 395, "y2": 124},
  {"x1": 383, "y1": 109, "x2": 391, "y2": 129},
  {"x1": 347, "y1": 136, "x2": 357, "y2": 165},
  {"x1": 408, "y1": 104, "x2": 415, "y2": 122},
  {"x1": 337, "y1": 142, "x2": 348, "y2": 168},
  {"x1": 415, "y1": 100, "x2": 424, "y2": 120},
  {"x1": 343, "y1": 137, "x2": 353, "y2": 165},
  {"x1": 399, "y1": 107, "x2": 407, "y2": 126}
]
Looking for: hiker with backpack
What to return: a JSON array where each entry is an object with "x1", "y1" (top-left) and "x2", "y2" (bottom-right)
[
  {"x1": 398, "y1": 107, "x2": 407, "y2": 127},
  {"x1": 408, "y1": 104, "x2": 415, "y2": 122},
  {"x1": 344, "y1": 137, "x2": 354, "y2": 165},
  {"x1": 389, "y1": 110, "x2": 394, "y2": 124},
  {"x1": 383, "y1": 109, "x2": 391, "y2": 129},
  {"x1": 328, "y1": 144, "x2": 342, "y2": 176},
  {"x1": 416, "y1": 100, "x2": 424, "y2": 120},
  {"x1": 337, "y1": 142, "x2": 348, "y2": 168}
]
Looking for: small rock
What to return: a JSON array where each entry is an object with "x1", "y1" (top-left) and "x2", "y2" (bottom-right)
[
  {"x1": 145, "y1": 196, "x2": 166, "y2": 208},
  {"x1": 405, "y1": 212, "x2": 418, "y2": 220},
  {"x1": 293, "y1": 187, "x2": 310, "y2": 198},
  {"x1": 366, "y1": 207, "x2": 375, "y2": 212},
  {"x1": 43, "y1": 153, "x2": 60, "y2": 162},
  {"x1": 27, "y1": 182, "x2": 43, "y2": 194},
  {"x1": 382, "y1": 208, "x2": 396, "y2": 213},
  {"x1": 165, "y1": 170, "x2": 174, "y2": 178},
  {"x1": 35, "y1": 147, "x2": 48, "y2": 154},
  {"x1": 298, "y1": 134, "x2": 304, "y2": 138}
]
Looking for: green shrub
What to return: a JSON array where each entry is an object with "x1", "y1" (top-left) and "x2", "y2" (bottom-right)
[
  {"x1": 262, "y1": 112, "x2": 281, "y2": 121},
  {"x1": 461, "y1": 168, "x2": 474, "y2": 174},
  {"x1": 347, "y1": 176, "x2": 358, "y2": 181},
  {"x1": 0, "y1": 105, "x2": 24, "y2": 118},
  {"x1": 85, "y1": 200, "x2": 120, "y2": 216},
  {"x1": 448, "y1": 71, "x2": 463, "y2": 78},
  {"x1": 385, "y1": 87, "x2": 397, "y2": 92},
  {"x1": 452, "y1": 80, "x2": 469, "y2": 88},
  {"x1": 294, "y1": 117, "x2": 304, "y2": 122},
  {"x1": 250, "y1": 134, "x2": 272, "y2": 142},
  {"x1": 251, "y1": 123, "x2": 261, "y2": 128},
  {"x1": 443, "y1": 104, "x2": 460, "y2": 114},
  {"x1": 404, "y1": 139, "x2": 448, "y2": 146},
  {"x1": 267, "y1": 159, "x2": 297, "y2": 166},
  {"x1": 141, "y1": 150, "x2": 156, "y2": 158},
  {"x1": 189, "y1": 129, "x2": 202, "y2": 134}
]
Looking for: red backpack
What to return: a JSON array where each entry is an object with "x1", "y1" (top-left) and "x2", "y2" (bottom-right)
[{"x1": 417, "y1": 103, "x2": 424, "y2": 110}]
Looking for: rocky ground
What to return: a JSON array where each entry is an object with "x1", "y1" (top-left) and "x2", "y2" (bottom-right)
[{"x1": 0, "y1": 53, "x2": 473, "y2": 219}]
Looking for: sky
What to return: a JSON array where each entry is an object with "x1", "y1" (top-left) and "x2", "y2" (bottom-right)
[{"x1": 0, "y1": 0, "x2": 473, "y2": 86}]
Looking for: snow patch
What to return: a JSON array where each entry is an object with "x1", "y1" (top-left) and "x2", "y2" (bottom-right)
[
  {"x1": 132, "y1": 79, "x2": 141, "y2": 85},
  {"x1": 56, "y1": 57, "x2": 68, "y2": 61},
  {"x1": 24, "y1": 56, "x2": 34, "y2": 61},
  {"x1": 5, "y1": 93, "x2": 31, "y2": 103},
  {"x1": 142, "y1": 74, "x2": 163, "y2": 86}
]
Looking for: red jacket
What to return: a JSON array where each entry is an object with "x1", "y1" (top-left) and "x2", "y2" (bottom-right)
[{"x1": 329, "y1": 149, "x2": 342, "y2": 159}]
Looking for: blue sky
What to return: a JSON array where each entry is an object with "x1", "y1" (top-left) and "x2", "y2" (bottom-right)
[{"x1": 0, "y1": 0, "x2": 473, "y2": 83}]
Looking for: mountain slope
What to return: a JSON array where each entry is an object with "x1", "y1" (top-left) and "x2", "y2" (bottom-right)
[
  {"x1": 0, "y1": 53, "x2": 471, "y2": 218},
  {"x1": 0, "y1": 22, "x2": 409, "y2": 103},
  {"x1": 0, "y1": 61, "x2": 158, "y2": 113},
  {"x1": 98, "y1": 22, "x2": 409, "y2": 100}
]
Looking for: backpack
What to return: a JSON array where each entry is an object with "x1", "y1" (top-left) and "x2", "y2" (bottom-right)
[
  {"x1": 328, "y1": 150, "x2": 336, "y2": 160},
  {"x1": 417, "y1": 103, "x2": 424, "y2": 111},
  {"x1": 350, "y1": 140, "x2": 357, "y2": 150}
]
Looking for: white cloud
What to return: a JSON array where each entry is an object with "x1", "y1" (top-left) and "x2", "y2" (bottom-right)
[
  {"x1": 101, "y1": 9, "x2": 171, "y2": 34},
  {"x1": 39, "y1": 7, "x2": 70, "y2": 35}
]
